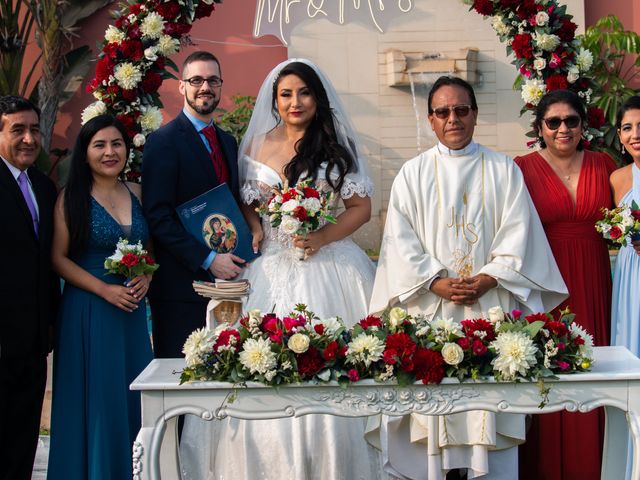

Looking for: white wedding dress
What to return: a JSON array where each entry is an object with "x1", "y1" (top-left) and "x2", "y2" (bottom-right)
[{"x1": 179, "y1": 158, "x2": 383, "y2": 480}]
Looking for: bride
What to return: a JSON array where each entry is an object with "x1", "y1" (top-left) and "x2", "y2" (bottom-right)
[{"x1": 180, "y1": 58, "x2": 382, "y2": 479}]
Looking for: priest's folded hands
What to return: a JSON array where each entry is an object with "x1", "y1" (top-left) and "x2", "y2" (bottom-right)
[{"x1": 430, "y1": 273, "x2": 498, "y2": 305}]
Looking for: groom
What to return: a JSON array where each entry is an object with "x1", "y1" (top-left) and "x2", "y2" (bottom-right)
[{"x1": 142, "y1": 51, "x2": 245, "y2": 358}]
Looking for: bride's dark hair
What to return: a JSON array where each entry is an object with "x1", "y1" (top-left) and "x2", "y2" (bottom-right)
[{"x1": 271, "y1": 61, "x2": 355, "y2": 192}]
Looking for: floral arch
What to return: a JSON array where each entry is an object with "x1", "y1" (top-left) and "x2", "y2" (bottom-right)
[{"x1": 83, "y1": 0, "x2": 606, "y2": 180}]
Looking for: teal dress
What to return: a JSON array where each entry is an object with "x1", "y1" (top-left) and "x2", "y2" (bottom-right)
[{"x1": 48, "y1": 192, "x2": 153, "y2": 479}]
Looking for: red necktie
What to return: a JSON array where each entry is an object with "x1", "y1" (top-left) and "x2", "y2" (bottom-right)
[{"x1": 201, "y1": 125, "x2": 229, "y2": 184}]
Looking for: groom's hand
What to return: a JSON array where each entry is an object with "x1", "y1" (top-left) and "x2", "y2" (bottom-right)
[{"x1": 209, "y1": 253, "x2": 245, "y2": 279}]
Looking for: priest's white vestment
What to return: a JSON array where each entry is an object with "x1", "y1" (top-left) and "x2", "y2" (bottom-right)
[{"x1": 368, "y1": 142, "x2": 568, "y2": 479}]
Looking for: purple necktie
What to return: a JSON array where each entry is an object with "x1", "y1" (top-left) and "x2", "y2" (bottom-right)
[{"x1": 18, "y1": 171, "x2": 39, "y2": 236}]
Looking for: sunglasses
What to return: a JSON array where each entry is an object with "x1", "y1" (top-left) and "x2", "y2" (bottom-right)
[
  {"x1": 432, "y1": 104, "x2": 473, "y2": 119},
  {"x1": 543, "y1": 115, "x2": 581, "y2": 130}
]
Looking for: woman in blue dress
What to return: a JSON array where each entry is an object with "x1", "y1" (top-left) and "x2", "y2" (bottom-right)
[
  {"x1": 610, "y1": 95, "x2": 640, "y2": 479},
  {"x1": 47, "y1": 115, "x2": 153, "y2": 479}
]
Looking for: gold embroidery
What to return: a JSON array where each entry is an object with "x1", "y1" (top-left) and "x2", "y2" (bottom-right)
[{"x1": 480, "y1": 411, "x2": 488, "y2": 443}]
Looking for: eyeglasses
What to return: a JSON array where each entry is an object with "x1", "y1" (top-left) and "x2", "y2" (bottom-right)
[
  {"x1": 182, "y1": 76, "x2": 223, "y2": 88},
  {"x1": 432, "y1": 104, "x2": 473, "y2": 119},
  {"x1": 543, "y1": 115, "x2": 581, "y2": 130}
]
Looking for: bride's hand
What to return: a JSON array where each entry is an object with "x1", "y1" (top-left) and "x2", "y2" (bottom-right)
[
  {"x1": 294, "y1": 231, "x2": 325, "y2": 257},
  {"x1": 251, "y1": 227, "x2": 264, "y2": 254}
]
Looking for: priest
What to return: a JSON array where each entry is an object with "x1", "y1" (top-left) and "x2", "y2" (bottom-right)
[{"x1": 369, "y1": 76, "x2": 568, "y2": 480}]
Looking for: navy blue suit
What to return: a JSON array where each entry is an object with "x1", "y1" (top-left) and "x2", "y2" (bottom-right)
[{"x1": 142, "y1": 112, "x2": 239, "y2": 358}]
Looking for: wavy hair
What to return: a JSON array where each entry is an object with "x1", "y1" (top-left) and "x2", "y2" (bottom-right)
[
  {"x1": 271, "y1": 61, "x2": 355, "y2": 192},
  {"x1": 64, "y1": 115, "x2": 131, "y2": 253},
  {"x1": 533, "y1": 89, "x2": 586, "y2": 150},
  {"x1": 616, "y1": 95, "x2": 640, "y2": 164}
]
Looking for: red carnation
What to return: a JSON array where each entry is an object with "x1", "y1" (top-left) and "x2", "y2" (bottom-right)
[
  {"x1": 214, "y1": 329, "x2": 241, "y2": 352},
  {"x1": 457, "y1": 337, "x2": 471, "y2": 350},
  {"x1": 546, "y1": 320, "x2": 568, "y2": 337},
  {"x1": 516, "y1": 0, "x2": 540, "y2": 20},
  {"x1": 323, "y1": 341, "x2": 339, "y2": 361},
  {"x1": 557, "y1": 17, "x2": 577, "y2": 43},
  {"x1": 383, "y1": 349, "x2": 397, "y2": 365},
  {"x1": 293, "y1": 206, "x2": 308, "y2": 222},
  {"x1": 461, "y1": 318, "x2": 496, "y2": 341},
  {"x1": 556, "y1": 360, "x2": 570, "y2": 371},
  {"x1": 413, "y1": 348, "x2": 445, "y2": 385},
  {"x1": 260, "y1": 313, "x2": 278, "y2": 333},
  {"x1": 472, "y1": 0, "x2": 494, "y2": 16},
  {"x1": 385, "y1": 332, "x2": 417, "y2": 370},
  {"x1": 499, "y1": 0, "x2": 519, "y2": 7},
  {"x1": 297, "y1": 346, "x2": 324, "y2": 379},
  {"x1": 115, "y1": 15, "x2": 128, "y2": 30},
  {"x1": 103, "y1": 43, "x2": 119, "y2": 59},
  {"x1": 122, "y1": 89, "x2": 138, "y2": 101},
  {"x1": 472, "y1": 339, "x2": 488, "y2": 356},
  {"x1": 359, "y1": 315, "x2": 382, "y2": 330},
  {"x1": 283, "y1": 315, "x2": 305, "y2": 332},
  {"x1": 164, "y1": 21, "x2": 192, "y2": 37},
  {"x1": 120, "y1": 39, "x2": 144, "y2": 61},
  {"x1": 511, "y1": 34, "x2": 534, "y2": 59},
  {"x1": 573, "y1": 335, "x2": 585, "y2": 346},
  {"x1": 116, "y1": 114, "x2": 139, "y2": 138},
  {"x1": 545, "y1": 74, "x2": 569, "y2": 91},
  {"x1": 587, "y1": 107, "x2": 605, "y2": 129},
  {"x1": 610, "y1": 226, "x2": 623, "y2": 239},
  {"x1": 631, "y1": 210, "x2": 640, "y2": 221},
  {"x1": 143, "y1": 255, "x2": 155, "y2": 266},
  {"x1": 95, "y1": 56, "x2": 115, "y2": 83},
  {"x1": 194, "y1": 1, "x2": 215, "y2": 19},
  {"x1": 121, "y1": 252, "x2": 140, "y2": 267},
  {"x1": 142, "y1": 71, "x2": 163, "y2": 94},
  {"x1": 156, "y1": 1, "x2": 181, "y2": 20},
  {"x1": 303, "y1": 186, "x2": 320, "y2": 199},
  {"x1": 348, "y1": 368, "x2": 360, "y2": 382},
  {"x1": 127, "y1": 24, "x2": 142, "y2": 40},
  {"x1": 129, "y1": 3, "x2": 143, "y2": 15},
  {"x1": 525, "y1": 312, "x2": 549, "y2": 324}
]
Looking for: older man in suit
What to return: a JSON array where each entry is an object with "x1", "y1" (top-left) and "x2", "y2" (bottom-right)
[
  {"x1": 142, "y1": 51, "x2": 245, "y2": 358},
  {"x1": 0, "y1": 96, "x2": 59, "y2": 480}
]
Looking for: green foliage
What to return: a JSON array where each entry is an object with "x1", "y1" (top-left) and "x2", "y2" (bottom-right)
[
  {"x1": 214, "y1": 95, "x2": 256, "y2": 144},
  {"x1": 579, "y1": 15, "x2": 640, "y2": 162}
]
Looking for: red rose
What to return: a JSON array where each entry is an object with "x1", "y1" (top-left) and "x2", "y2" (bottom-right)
[
  {"x1": 573, "y1": 336, "x2": 585, "y2": 346},
  {"x1": 314, "y1": 324, "x2": 325, "y2": 335},
  {"x1": 348, "y1": 368, "x2": 360, "y2": 382},
  {"x1": 303, "y1": 186, "x2": 320, "y2": 199},
  {"x1": 511, "y1": 309, "x2": 522, "y2": 319},
  {"x1": 214, "y1": 329, "x2": 241, "y2": 352},
  {"x1": 141, "y1": 71, "x2": 163, "y2": 94},
  {"x1": 545, "y1": 74, "x2": 569, "y2": 91},
  {"x1": 194, "y1": 1, "x2": 215, "y2": 19},
  {"x1": 632, "y1": 210, "x2": 640, "y2": 221},
  {"x1": 120, "y1": 39, "x2": 144, "y2": 62},
  {"x1": 557, "y1": 341, "x2": 566, "y2": 350},
  {"x1": 587, "y1": 107, "x2": 605, "y2": 129},
  {"x1": 546, "y1": 321, "x2": 568, "y2": 337},
  {"x1": 413, "y1": 348, "x2": 445, "y2": 385},
  {"x1": 115, "y1": 15, "x2": 128, "y2": 30},
  {"x1": 457, "y1": 337, "x2": 471, "y2": 350},
  {"x1": 164, "y1": 21, "x2": 192, "y2": 37},
  {"x1": 143, "y1": 255, "x2": 155, "y2": 266},
  {"x1": 557, "y1": 17, "x2": 577, "y2": 43},
  {"x1": 472, "y1": 0, "x2": 494, "y2": 16},
  {"x1": 511, "y1": 34, "x2": 534, "y2": 59},
  {"x1": 283, "y1": 315, "x2": 305, "y2": 332},
  {"x1": 121, "y1": 252, "x2": 140, "y2": 267},
  {"x1": 156, "y1": 1, "x2": 181, "y2": 20},
  {"x1": 323, "y1": 341, "x2": 339, "y2": 361},
  {"x1": 359, "y1": 315, "x2": 382, "y2": 330},
  {"x1": 127, "y1": 24, "x2": 142, "y2": 40},
  {"x1": 516, "y1": 0, "x2": 540, "y2": 20},
  {"x1": 293, "y1": 206, "x2": 308, "y2": 222},
  {"x1": 472, "y1": 339, "x2": 487, "y2": 356},
  {"x1": 383, "y1": 349, "x2": 397, "y2": 365},
  {"x1": 269, "y1": 330, "x2": 283, "y2": 343},
  {"x1": 400, "y1": 358, "x2": 414, "y2": 373},
  {"x1": 297, "y1": 346, "x2": 324, "y2": 378},
  {"x1": 281, "y1": 188, "x2": 298, "y2": 202},
  {"x1": 338, "y1": 346, "x2": 348, "y2": 358},
  {"x1": 116, "y1": 114, "x2": 139, "y2": 138},
  {"x1": 103, "y1": 43, "x2": 119, "y2": 59},
  {"x1": 261, "y1": 313, "x2": 278, "y2": 333},
  {"x1": 556, "y1": 360, "x2": 570, "y2": 371},
  {"x1": 129, "y1": 3, "x2": 143, "y2": 15},
  {"x1": 122, "y1": 89, "x2": 138, "y2": 101},
  {"x1": 95, "y1": 56, "x2": 115, "y2": 82},
  {"x1": 610, "y1": 226, "x2": 623, "y2": 239},
  {"x1": 525, "y1": 312, "x2": 549, "y2": 324}
]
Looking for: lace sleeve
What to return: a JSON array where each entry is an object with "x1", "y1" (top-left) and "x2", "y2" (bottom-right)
[
  {"x1": 240, "y1": 182, "x2": 261, "y2": 205},
  {"x1": 340, "y1": 175, "x2": 374, "y2": 199}
]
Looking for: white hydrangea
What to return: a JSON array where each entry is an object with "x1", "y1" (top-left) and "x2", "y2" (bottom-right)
[
  {"x1": 575, "y1": 47, "x2": 594, "y2": 72},
  {"x1": 534, "y1": 32, "x2": 561, "y2": 52},
  {"x1": 182, "y1": 328, "x2": 216, "y2": 367},
  {"x1": 105, "y1": 25, "x2": 125, "y2": 44},
  {"x1": 521, "y1": 78, "x2": 546, "y2": 106},
  {"x1": 114, "y1": 62, "x2": 143, "y2": 90},
  {"x1": 347, "y1": 333, "x2": 385, "y2": 367},
  {"x1": 491, "y1": 332, "x2": 538, "y2": 381},
  {"x1": 156, "y1": 35, "x2": 181, "y2": 57},
  {"x1": 280, "y1": 215, "x2": 301, "y2": 235},
  {"x1": 140, "y1": 12, "x2": 165, "y2": 40},
  {"x1": 239, "y1": 337, "x2": 277, "y2": 375},
  {"x1": 81, "y1": 101, "x2": 107, "y2": 124},
  {"x1": 321, "y1": 316, "x2": 343, "y2": 335},
  {"x1": 139, "y1": 106, "x2": 163, "y2": 132}
]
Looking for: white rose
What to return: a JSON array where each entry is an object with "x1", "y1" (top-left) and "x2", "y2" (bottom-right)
[
  {"x1": 535, "y1": 11, "x2": 549, "y2": 26},
  {"x1": 248, "y1": 309, "x2": 262, "y2": 322},
  {"x1": 281, "y1": 199, "x2": 299, "y2": 212},
  {"x1": 133, "y1": 133, "x2": 146, "y2": 147},
  {"x1": 488, "y1": 306, "x2": 504, "y2": 323},
  {"x1": 441, "y1": 342, "x2": 464, "y2": 366},
  {"x1": 144, "y1": 47, "x2": 158, "y2": 62},
  {"x1": 288, "y1": 333, "x2": 310, "y2": 354},
  {"x1": 533, "y1": 57, "x2": 547, "y2": 71},
  {"x1": 389, "y1": 307, "x2": 408, "y2": 328},
  {"x1": 301, "y1": 197, "x2": 321, "y2": 215},
  {"x1": 280, "y1": 215, "x2": 301, "y2": 235},
  {"x1": 567, "y1": 67, "x2": 580, "y2": 84}
]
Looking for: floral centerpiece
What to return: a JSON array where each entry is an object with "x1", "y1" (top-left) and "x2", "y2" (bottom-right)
[
  {"x1": 181, "y1": 304, "x2": 594, "y2": 407},
  {"x1": 257, "y1": 178, "x2": 336, "y2": 259},
  {"x1": 595, "y1": 201, "x2": 640, "y2": 247},
  {"x1": 104, "y1": 238, "x2": 159, "y2": 280}
]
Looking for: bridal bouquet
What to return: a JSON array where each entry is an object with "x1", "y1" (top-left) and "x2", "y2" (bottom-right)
[
  {"x1": 257, "y1": 178, "x2": 336, "y2": 259},
  {"x1": 595, "y1": 201, "x2": 640, "y2": 247},
  {"x1": 104, "y1": 238, "x2": 159, "y2": 280}
]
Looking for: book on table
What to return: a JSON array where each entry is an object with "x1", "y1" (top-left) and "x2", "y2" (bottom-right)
[{"x1": 176, "y1": 183, "x2": 260, "y2": 264}]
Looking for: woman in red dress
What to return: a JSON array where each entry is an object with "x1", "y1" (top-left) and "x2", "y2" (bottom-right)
[{"x1": 515, "y1": 89, "x2": 616, "y2": 480}]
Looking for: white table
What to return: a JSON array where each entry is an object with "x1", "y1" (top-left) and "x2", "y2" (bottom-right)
[{"x1": 130, "y1": 346, "x2": 640, "y2": 480}]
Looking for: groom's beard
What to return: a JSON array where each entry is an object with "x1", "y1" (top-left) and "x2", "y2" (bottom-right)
[{"x1": 186, "y1": 91, "x2": 219, "y2": 115}]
